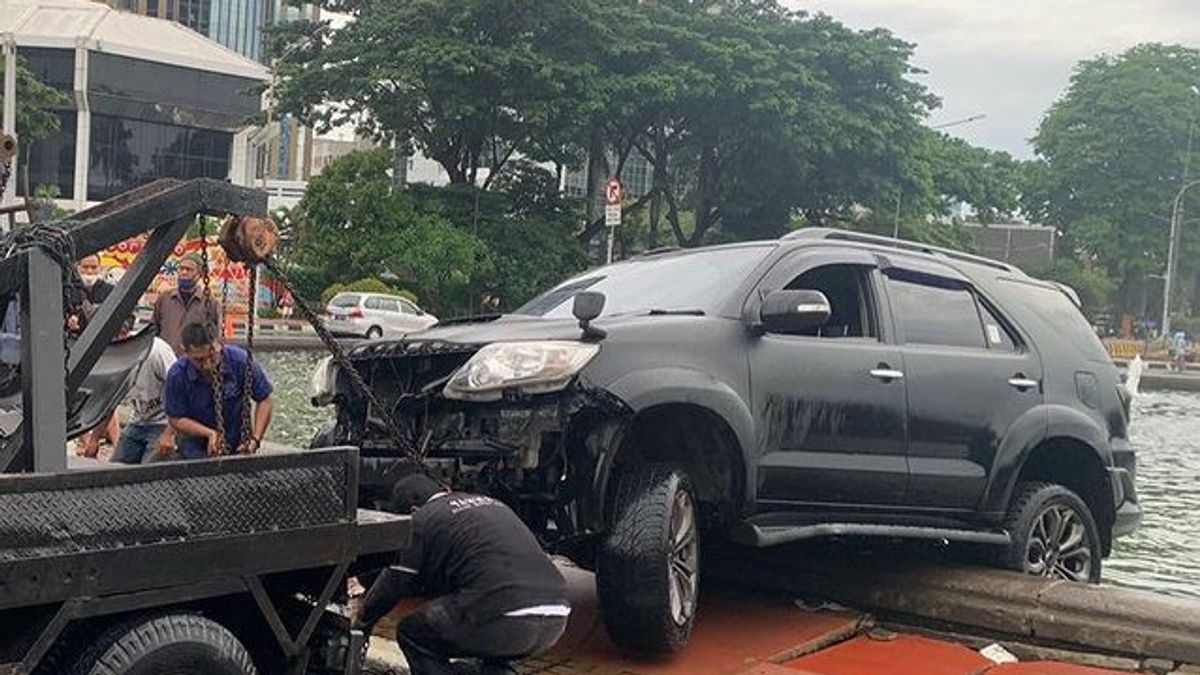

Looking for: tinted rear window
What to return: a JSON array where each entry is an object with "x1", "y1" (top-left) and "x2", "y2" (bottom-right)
[
  {"x1": 993, "y1": 278, "x2": 1109, "y2": 361},
  {"x1": 331, "y1": 294, "x2": 361, "y2": 308}
]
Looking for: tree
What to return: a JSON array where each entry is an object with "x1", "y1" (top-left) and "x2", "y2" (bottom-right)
[
  {"x1": 0, "y1": 55, "x2": 70, "y2": 145},
  {"x1": 288, "y1": 149, "x2": 416, "y2": 286},
  {"x1": 393, "y1": 217, "x2": 491, "y2": 315},
  {"x1": 269, "y1": 0, "x2": 599, "y2": 186},
  {"x1": 1026, "y1": 43, "x2": 1200, "y2": 316},
  {"x1": 289, "y1": 150, "x2": 586, "y2": 314}
]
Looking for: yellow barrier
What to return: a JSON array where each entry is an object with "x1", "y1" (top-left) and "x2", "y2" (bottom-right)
[{"x1": 1105, "y1": 340, "x2": 1144, "y2": 359}]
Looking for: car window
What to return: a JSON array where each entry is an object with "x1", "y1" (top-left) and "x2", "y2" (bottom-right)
[
  {"x1": 364, "y1": 296, "x2": 383, "y2": 310},
  {"x1": 514, "y1": 245, "x2": 773, "y2": 318},
  {"x1": 887, "y1": 273, "x2": 985, "y2": 349},
  {"x1": 399, "y1": 300, "x2": 418, "y2": 315},
  {"x1": 382, "y1": 298, "x2": 402, "y2": 313},
  {"x1": 993, "y1": 278, "x2": 1110, "y2": 362},
  {"x1": 979, "y1": 300, "x2": 1018, "y2": 351},
  {"x1": 331, "y1": 294, "x2": 360, "y2": 309},
  {"x1": 782, "y1": 264, "x2": 877, "y2": 338}
]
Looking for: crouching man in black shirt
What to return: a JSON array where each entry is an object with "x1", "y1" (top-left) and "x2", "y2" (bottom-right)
[{"x1": 354, "y1": 474, "x2": 570, "y2": 675}]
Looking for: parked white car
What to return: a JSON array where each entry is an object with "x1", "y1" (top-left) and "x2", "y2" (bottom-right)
[{"x1": 324, "y1": 292, "x2": 437, "y2": 339}]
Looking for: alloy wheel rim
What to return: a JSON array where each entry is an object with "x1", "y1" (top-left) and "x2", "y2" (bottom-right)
[
  {"x1": 667, "y1": 488, "x2": 699, "y2": 626},
  {"x1": 1024, "y1": 503, "x2": 1092, "y2": 581}
]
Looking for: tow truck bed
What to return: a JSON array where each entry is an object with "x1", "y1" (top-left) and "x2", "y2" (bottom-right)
[{"x1": 0, "y1": 447, "x2": 408, "y2": 673}]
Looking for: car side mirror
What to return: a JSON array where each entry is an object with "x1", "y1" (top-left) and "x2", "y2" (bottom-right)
[
  {"x1": 573, "y1": 291, "x2": 606, "y2": 340},
  {"x1": 759, "y1": 289, "x2": 832, "y2": 334}
]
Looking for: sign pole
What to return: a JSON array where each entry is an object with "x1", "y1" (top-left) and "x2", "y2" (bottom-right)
[{"x1": 604, "y1": 177, "x2": 622, "y2": 265}]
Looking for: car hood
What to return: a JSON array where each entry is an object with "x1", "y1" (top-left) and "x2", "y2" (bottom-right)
[{"x1": 359, "y1": 314, "x2": 591, "y2": 348}]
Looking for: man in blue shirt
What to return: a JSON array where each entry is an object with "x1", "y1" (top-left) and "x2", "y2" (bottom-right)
[{"x1": 165, "y1": 322, "x2": 274, "y2": 459}]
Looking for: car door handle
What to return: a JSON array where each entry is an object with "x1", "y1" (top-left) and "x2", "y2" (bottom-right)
[
  {"x1": 1008, "y1": 377, "x2": 1039, "y2": 390},
  {"x1": 870, "y1": 368, "x2": 904, "y2": 381}
]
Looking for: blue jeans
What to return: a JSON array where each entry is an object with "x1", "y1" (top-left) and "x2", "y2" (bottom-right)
[{"x1": 112, "y1": 423, "x2": 169, "y2": 464}]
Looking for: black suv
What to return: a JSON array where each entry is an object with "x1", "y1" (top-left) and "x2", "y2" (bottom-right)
[{"x1": 311, "y1": 228, "x2": 1140, "y2": 652}]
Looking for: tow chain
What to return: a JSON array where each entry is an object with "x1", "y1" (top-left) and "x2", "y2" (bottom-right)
[
  {"x1": 241, "y1": 263, "x2": 257, "y2": 449},
  {"x1": 261, "y1": 256, "x2": 423, "y2": 463},
  {"x1": 197, "y1": 219, "x2": 227, "y2": 455}
]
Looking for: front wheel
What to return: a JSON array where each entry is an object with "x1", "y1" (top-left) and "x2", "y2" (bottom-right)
[
  {"x1": 70, "y1": 613, "x2": 257, "y2": 675},
  {"x1": 1001, "y1": 482, "x2": 1103, "y2": 583},
  {"x1": 597, "y1": 464, "x2": 699, "y2": 653}
]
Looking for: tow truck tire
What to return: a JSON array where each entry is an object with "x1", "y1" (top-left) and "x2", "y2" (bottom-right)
[
  {"x1": 597, "y1": 464, "x2": 699, "y2": 653},
  {"x1": 70, "y1": 613, "x2": 257, "y2": 675}
]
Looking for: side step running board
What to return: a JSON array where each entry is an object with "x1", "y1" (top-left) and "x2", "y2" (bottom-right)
[{"x1": 733, "y1": 522, "x2": 1012, "y2": 548}]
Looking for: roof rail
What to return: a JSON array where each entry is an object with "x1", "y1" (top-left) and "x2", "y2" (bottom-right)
[
  {"x1": 636, "y1": 246, "x2": 682, "y2": 257},
  {"x1": 781, "y1": 227, "x2": 1016, "y2": 274}
]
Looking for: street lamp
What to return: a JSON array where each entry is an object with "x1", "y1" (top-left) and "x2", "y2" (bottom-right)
[{"x1": 1160, "y1": 178, "x2": 1200, "y2": 338}]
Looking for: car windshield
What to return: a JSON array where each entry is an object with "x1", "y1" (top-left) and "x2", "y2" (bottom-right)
[
  {"x1": 330, "y1": 294, "x2": 361, "y2": 308},
  {"x1": 514, "y1": 245, "x2": 773, "y2": 318}
]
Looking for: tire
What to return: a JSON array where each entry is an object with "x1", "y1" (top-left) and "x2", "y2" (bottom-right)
[
  {"x1": 366, "y1": 326, "x2": 383, "y2": 339},
  {"x1": 70, "y1": 613, "x2": 257, "y2": 675},
  {"x1": 597, "y1": 464, "x2": 700, "y2": 653},
  {"x1": 1001, "y1": 482, "x2": 1103, "y2": 583}
]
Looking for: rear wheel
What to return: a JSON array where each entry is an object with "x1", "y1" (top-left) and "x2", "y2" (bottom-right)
[
  {"x1": 366, "y1": 326, "x2": 383, "y2": 339},
  {"x1": 1001, "y1": 482, "x2": 1102, "y2": 583},
  {"x1": 597, "y1": 464, "x2": 699, "y2": 653},
  {"x1": 70, "y1": 613, "x2": 257, "y2": 675}
]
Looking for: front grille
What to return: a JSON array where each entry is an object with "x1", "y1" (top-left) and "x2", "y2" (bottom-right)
[{"x1": 350, "y1": 340, "x2": 479, "y2": 399}]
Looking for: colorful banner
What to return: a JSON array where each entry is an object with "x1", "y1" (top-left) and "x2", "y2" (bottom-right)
[{"x1": 99, "y1": 235, "x2": 260, "y2": 316}]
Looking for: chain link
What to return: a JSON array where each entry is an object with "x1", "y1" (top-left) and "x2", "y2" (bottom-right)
[
  {"x1": 197, "y1": 218, "x2": 226, "y2": 456},
  {"x1": 241, "y1": 263, "x2": 257, "y2": 451},
  {"x1": 262, "y1": 257, "x2": 422, "y2": 462}
]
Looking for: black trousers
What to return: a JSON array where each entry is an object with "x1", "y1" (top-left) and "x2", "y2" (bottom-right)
[{"x1": 396, "y1": 596, "x2": 568, "y2": 675}]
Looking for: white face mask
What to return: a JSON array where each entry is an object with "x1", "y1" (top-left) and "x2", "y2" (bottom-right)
[{"x1": 80, "y1": 273, "x2": 100, "y2": 288}]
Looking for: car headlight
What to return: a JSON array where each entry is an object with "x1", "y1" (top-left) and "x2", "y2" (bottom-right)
[
  {"x1": 444, "y1": 341, "x2": 599, "y2": 400},
  {"x1": 310, "y1": 356, "x2": 338, "y2": 406}
]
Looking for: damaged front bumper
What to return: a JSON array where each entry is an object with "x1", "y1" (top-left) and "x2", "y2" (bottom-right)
[{"x1": 319, "y1": 340, "x2": 630, "y2": 537}]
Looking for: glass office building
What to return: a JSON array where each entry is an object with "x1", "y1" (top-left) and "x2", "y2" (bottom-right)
[
  {"x1": 92, "y1": 0, "x2": 282, "y2": 62},
  {"x1": 4, "y1": 0, "x2": 267, "y2": 206}
]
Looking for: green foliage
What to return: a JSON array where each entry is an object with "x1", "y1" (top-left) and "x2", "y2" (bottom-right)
[
  {"x1": 32, "y1": 184, "x2": 73, "y2": 220},
  {"x1": 393, "y1": 218, "x2": 491, "y2": 315},
  {"x1": 1026, "y1": 43, "x2": 1200, "y2": 313},
  {"x1": 294, "y1": 150, "x2": 586, "y2": 316},
  {"x1": 271, "y1": 0, "x2": 1017, "y2": 249},
  {"x1": 1170, "y1": 315, "x2": 1200, "y2": 337},
  {"x1": 320, "y1": 277, "x2": 419, "y2": 307},
  {"x1": 0, "y1": 55, "x2": 70, "y2": 145}
]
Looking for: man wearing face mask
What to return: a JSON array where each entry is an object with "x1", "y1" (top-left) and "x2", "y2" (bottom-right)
[
  {"x1": 152, "y1": 254, "x2": 221, "y2": 356},
  {"x1": 69, "y1": 255, "x2": 119, "y2": 457},
  {"x1": 67, "y1": 255, "x2": 116, "y2": 335}
]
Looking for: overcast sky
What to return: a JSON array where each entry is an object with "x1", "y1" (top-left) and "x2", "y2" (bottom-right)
[{"x1": 786, "y1": 1, "x2": 1200, "y2": 158}]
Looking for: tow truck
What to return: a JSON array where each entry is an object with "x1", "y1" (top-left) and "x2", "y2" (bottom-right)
[{"x1": 0, "y1": 175, "x2": 409, "y2": 675}]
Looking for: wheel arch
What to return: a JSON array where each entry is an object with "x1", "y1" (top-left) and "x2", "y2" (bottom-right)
[
  {"x1": 588, "y1": 368, "x2": 755, "y2": 530},
  {"x1": 985, "y1": 405, "x2": 1115, "y2": 555}
]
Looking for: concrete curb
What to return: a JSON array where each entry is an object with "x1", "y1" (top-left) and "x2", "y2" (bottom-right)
[{"x1": 710, "y1": 553, "x2": 1200, "y2": 665}]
